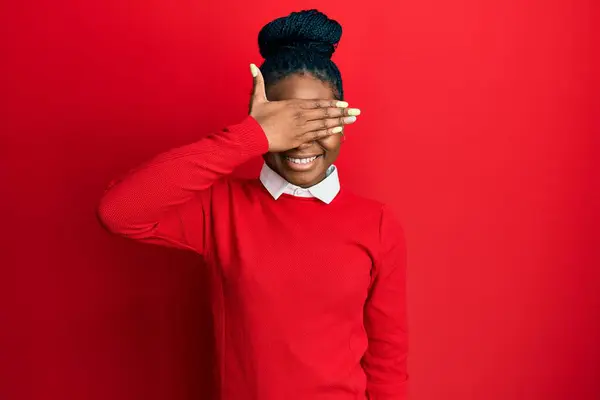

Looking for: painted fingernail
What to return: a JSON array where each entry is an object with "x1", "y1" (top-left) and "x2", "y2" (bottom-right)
[
  {"x1": 347, "y1": 108, "x2": 361, "y2": 116},
  {"x1": 250, "y1": 64, "x2": 259, "y2": 77},
  {"x1": 336, "y1": 101, "x2": 349, "y2": 108},
  {"x1": 344, "y1": 116, "x2": 357, "y2": 124},
  {"x1": 331, "y1": 126, "x2": 344, "y2": 134}
]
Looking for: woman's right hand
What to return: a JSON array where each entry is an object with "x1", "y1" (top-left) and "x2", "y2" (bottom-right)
[{"x1": 248, "y1": 64, "x2": 360, "y2": 153}]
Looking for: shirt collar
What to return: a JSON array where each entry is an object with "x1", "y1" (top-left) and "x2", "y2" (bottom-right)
[{"x1": 259, "y1": 163, "x2": 340, "y2": 204}]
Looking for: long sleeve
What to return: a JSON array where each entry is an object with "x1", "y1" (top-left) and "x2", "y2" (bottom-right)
[
  {"x1": 362, "y1": 206, "x2": 408, "y2": 400},
  {"x1": 97, "y1": 116, "x2": 268, "y2": 254}
]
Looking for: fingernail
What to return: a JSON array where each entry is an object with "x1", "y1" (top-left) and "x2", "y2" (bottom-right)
[
  {"x1": 344, "y1": 116, "x2": 357, "y2": 124},
  {"x1": 347, "y1": 108, "x2": 361, "y2": 116},
  {"x1": 332, "y1": 126, "x2": 344, "y2": 134},
  {"x1": 250, "y1": 64, "x2": 258, "y2": 77},
  {"x1": 336, "y1": 101, "x2": 349, "y2": 108}
]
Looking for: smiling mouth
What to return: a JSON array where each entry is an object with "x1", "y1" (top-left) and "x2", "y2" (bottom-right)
[
  {"x1": 285, "y1": 155, "x2": 321, "y2": 165},
  {"x1": 283, "y1": 154, "x2": 323, "y2": 170}
]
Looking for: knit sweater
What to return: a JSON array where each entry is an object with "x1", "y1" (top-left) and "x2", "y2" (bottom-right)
[{"x1": 98, "y1": 116, "x2": 408, "y2": 400}]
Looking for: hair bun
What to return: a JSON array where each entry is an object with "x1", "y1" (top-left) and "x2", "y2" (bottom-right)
[{"x1": 258, "y1": 9, "x2": 342, "y2": 60}]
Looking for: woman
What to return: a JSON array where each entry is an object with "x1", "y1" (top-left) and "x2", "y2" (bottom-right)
[{"x1": 98, "y1": 9, "x2": 407, "y2": 400}]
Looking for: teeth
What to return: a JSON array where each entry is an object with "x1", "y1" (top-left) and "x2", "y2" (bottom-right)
[{"x1": 286, "y1": 156, "x2": 318, "y2": 165}]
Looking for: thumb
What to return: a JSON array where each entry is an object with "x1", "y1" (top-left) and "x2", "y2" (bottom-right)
[{"x1": 250, "y1": 63, "x2": 267, "y2": 104}]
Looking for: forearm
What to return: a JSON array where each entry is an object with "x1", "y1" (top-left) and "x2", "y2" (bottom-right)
[{"x1": 97, "y1": 116, "x2": 267, "y2": 237}]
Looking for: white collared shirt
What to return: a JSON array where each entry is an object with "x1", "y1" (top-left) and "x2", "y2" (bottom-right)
[{"x1": 259, "y1": 163, "x2": 340, "y2": 204}]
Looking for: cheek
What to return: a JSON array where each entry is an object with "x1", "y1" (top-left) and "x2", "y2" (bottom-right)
[
  {"x1": 318, "y1": 135, "x2": 342, "y2": 154},
  {"x1": 263, "y1": 153, "x2": 280, "y2": 167}
]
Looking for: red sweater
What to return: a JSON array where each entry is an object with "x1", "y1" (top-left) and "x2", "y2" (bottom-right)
[{"x1": 98, "y1": 117, "x2": 408, "y2": 400}]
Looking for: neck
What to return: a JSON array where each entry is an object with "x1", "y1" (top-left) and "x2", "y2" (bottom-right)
[{"x1": 293, "y1": 172, "x2": 328, "y2": 188}]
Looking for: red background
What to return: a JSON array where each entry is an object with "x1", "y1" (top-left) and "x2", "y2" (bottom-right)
[{"x1": 2, "y1": 1, "x2": 599, "y2": 399}]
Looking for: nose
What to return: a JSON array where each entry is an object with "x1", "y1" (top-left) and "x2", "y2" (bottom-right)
[{"x1": 296, "y1": 141, "x2": 314, "y2": 150}]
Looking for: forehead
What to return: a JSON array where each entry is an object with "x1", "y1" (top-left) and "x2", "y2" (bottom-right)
[{"x1": 266, "y1": 73, "x2": 335, "y2": 101}]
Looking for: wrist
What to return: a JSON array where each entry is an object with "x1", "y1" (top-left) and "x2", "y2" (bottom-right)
[{"x1": 230, "y1": 116, "x2": 270, "y2": 156}]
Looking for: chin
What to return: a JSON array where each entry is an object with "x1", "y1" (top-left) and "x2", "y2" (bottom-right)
[{"x1": 283, "y1": 170, "x2": 323, "y2": 188}]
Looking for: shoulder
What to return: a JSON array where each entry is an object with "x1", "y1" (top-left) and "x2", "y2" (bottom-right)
[
  {"x1": 205, "y1": 176, "x2": 265, "y2": 199},
  {"x1": 339, "y1": 189, "x2": 405, "y2": 246},
  {"x1": 337, "y1": 189, "x2": 384, "y2": 213},
  {"x1": 338, "y1": 189, "x2": 398, "y2": 222}
]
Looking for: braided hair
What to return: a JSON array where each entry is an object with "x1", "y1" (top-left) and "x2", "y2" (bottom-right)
[{"x1": 258, "y1": 9, "x2": 344, "y2": 100}]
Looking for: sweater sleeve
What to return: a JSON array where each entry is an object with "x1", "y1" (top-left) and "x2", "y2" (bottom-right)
[
  {"x1": 97, "y1": 116, "x2": 268, "y2": 254},
  {"x1": 362, "y1": 205, "x2": 408, "y2": 400}
]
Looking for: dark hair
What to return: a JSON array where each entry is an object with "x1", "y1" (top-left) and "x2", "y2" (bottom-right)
[{"x1": 258, "y1": 9, "x2": 344, "y2": 100}]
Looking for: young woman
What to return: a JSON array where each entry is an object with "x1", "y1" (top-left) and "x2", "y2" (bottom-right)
[{"x1": 98, "y1": 9, "x2": 407, "y2": 400}]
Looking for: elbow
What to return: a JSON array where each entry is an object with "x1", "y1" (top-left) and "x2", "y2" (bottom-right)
[
  {"x1": 96, "y1": 193, "x2": 126, "y2": 235},
  {"x1": 96, "y1": 192, "x2": 156, "y2": 239}
]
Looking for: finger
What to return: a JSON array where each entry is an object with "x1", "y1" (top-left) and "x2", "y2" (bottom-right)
[
  {"x1": 297, "y1": 99, "x2": 349, "y2": 109},
  {"x1": 303, "y1": 106, "x2": 361, "y2": 121},
  {"x1": 250, "y1": 63, "x2": 267, "y2": 104},
  {"x1": 304, "y1": 126, "x2": 345, "y2": 142},
  {"x1": 304, "y1": 115, "x2": 358, "y2": 133}
]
